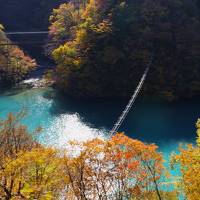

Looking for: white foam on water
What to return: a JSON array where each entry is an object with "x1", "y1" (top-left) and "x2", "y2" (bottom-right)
[
  {"x1": 22, "y1": 78, "x2": 40, "y2": 84},
  {"x1": 42, "y1": 113, "x2": 107, "y2": 149}
]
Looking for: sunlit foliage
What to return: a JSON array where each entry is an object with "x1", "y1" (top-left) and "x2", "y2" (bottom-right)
[
  {"x1": 49, "y1": 0, "x2": 200, "y2": 100},
  {"x1": 0, "y1": 112, "x2": 170, "y2": 200},
  {"x1": 3, "y1": 148, "x2": 63, "y2": 199},
  {"x1": 49, "y1": 3, "x2": 80, "y2": 41},
  {"x1": 1, "y1": 111, "x2": 200, "y2": 199},
  {"x1": 171, "y1": 119, "x2": 200, "y2": 200},
  {"x1": 61, "y1": 134, "x2": 165, "y2": 199},
  {"x1": 0, "y1": 111, "x2": 41, "y2": 199}
]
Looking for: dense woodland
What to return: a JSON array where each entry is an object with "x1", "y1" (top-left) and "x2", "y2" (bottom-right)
[
  {"x1": 1, "y1": 0, "x2": 200, "y2": 100},
  {"x1": 48, "y1": 0, "x2": 200, "y2": 100},
  {"x1": 0, "y1": 111, "x2": 199, "y2": 199}
]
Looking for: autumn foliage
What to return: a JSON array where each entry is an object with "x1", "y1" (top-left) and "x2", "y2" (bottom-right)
[
  {"x1": 62, "y1": 134, "x2": 164, "y2": 199},
  {"x1": 48, "y1": 0, "x2": 200, "y2": 100},
  {"x1": 171, "y1": 119, "x2": 200, "y2": 200},
  {"x1": 1, "y1": 111, "x2": 200, "y2": 199},
  {"x1": 0, "y1": 25, "x2": 36, "y2": 87},
  {"x1": 0, "y1": 112, "x2": 167, "y2": 200}
]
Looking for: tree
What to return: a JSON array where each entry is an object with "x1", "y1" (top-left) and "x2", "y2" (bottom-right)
[
  {"x1": 196, "y1": 119, "x2": 200, "y2": 146},
  {"x1": 2, "y1": 148, "x2": 64, "y2": 199},
  {"x1": 171, "y1": 119, "x2": 200, "y2": 200},
  {"x1": 0, "y1": 111, "x2": 41, "y2": 199},
  {"x1": 49, "y1": 3, "x2": 80, "y2": 41},
  {"x1": 49, "y1": 0, "x2": 200, "y2": 100},
  {"x1": 0, "y1": 26, "x2": 36, "y2": 87},
  {"x1": 62, "y1": 133, "x2": 165, "y2": 200},
  {"x1": 46, "y1": 2, "x2": 83, "y2": 55},
  {"x1": 0, "y1": 111, "x2": 178, "y2": 199}
]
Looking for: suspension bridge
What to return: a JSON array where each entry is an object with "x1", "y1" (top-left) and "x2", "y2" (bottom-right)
[
  {"x1": 0, "y1": 31, "x2": 49, "y2": 46},
  {"x1": 5, "y1": 31, "x2": 49, "y2": 35},
  {"x1": 110, "y1": 61, "x2": 152, "y2": 135},
  {"x1": 1, "y1": 31, "x2": 153, "y2": 135}
]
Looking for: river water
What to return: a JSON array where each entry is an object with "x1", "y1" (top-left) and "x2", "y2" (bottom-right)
[{"x1": 0, "y1": 86, "x2": 199, "y2": 178}]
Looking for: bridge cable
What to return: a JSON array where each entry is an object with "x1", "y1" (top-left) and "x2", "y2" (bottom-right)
[
  {"x1": 110, "y1": 56, "x2": 153, "y2": 135},
  {"x1": 5, "y1": 31, "x2": 49, "y2": 35}
]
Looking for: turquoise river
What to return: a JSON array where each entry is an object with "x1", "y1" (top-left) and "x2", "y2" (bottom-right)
[{"x1": 0, "y1": 85, "x2": 199, "y2": 181}]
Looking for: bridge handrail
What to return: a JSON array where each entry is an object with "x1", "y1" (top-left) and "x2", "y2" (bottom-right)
[
  {"x1": 110, "y1": 57, "x2": 153, "y2": 135},
  {"x1": 5, "y1": 31, "x2": 49, "y2": 35}
]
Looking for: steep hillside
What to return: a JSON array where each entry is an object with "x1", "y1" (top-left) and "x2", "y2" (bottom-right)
[{"x1": 50, "y1": 0, "x2": 200, "y2": 100}]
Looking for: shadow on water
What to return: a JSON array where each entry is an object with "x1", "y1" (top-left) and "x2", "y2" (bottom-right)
[
  {"x1": 43, "y1": 89, "x2": 126, "y2": 130},
  {"x1": 44, "y1": 89, "x2": 199, "y2": 145},
  {"x1": 123, "y1": 97, "x2": 199, "y2": 144},
  {"x1": 0, "y1": 85, "x2": 199, "y2": 147}
]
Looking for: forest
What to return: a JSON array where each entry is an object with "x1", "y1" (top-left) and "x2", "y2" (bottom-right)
[
  {"x1": 48, "y1": 0, "x2": 200, "y2": 100},
  {"x1": 1, "y1": 0, "x2": 200, "y2": 100},
  {"x1": 0, "y1": 0, "x2": 200, "y2": 199},
  {"x1": 0, "y1": 111, "x2": 199, "y2": 199}
]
